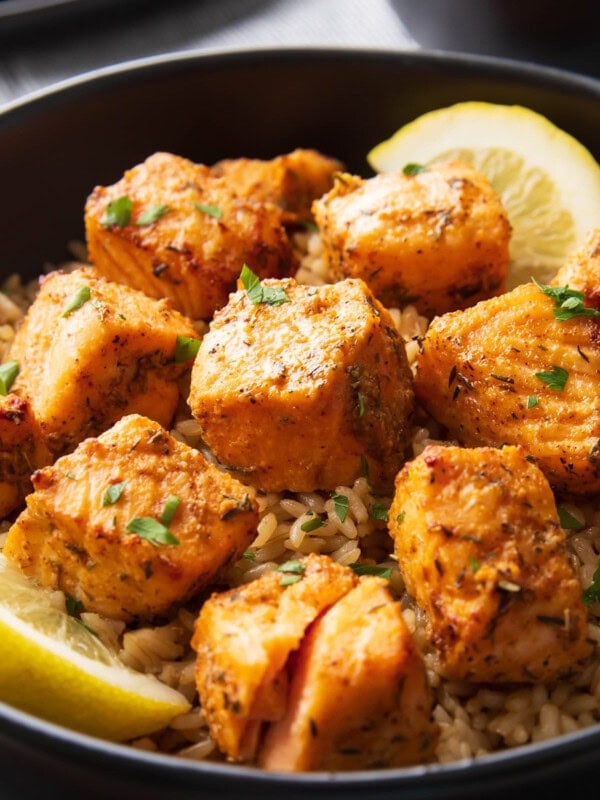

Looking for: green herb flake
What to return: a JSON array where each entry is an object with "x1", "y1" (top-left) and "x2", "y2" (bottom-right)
[
  {"x1": 583, "y1": 555, "x2": 600, "y2": 606},
  {"x1": 62, "y1": 286, "x2": 91, "y2": 318},
  {"x1": 300, "y1": 514, "x2": 325, "y2": 533},
  {"x1": 469, "y1": 556, "x2": 480, "y2": 574},
  {"x1": 65, "y1": 596, "x2": 97, "y2": 635},
  {"x1": 160, "y1": 495, "x2": 182, "y2": 526},
  {"x1": 126, "y1": 517, "x2": 180, "y2": 546},
  {"x1": 360, "y1": 455, "x2": 374, "y2": 492},
  {"x1": 300, "y1": 220, "x2": 319, "y2": 233},
  {"x1": 101, "y1": 195, "x2": 133, "y2": 227},
  {"x1": 275, "y1": 560, "x2": 306, "y2": 575},
  {"x1": 332, "y1": 492, "x2": 349, "y2": 523},
  {"x1": 102, "y1": 480, "x2": 128, "y2": 507},
  {"x1": 136, "y1": 203, "x2": 169, "y2": 226},
  {"x1": 402, "y1": 163, "x2": 426, "y2": 176},
  {"x1": 350, "y1": 564, "x2": 392, "y2": 579},
  {"x1": 534, "y1": 365, "x2": 569, "y2": 392},
  {"x1": 357, "y1": 392, "x2": 365, "y2": 417},
  {"x1": 280, "y1": 574, "x2": 303, "y2": 586},
  {"x1": 65, "y1": 595, "x2": 85, "y2": 616},
  {"x1": 557, "y1": 506, "x2": 584, "y2": 531},
  {"x1": 527, "y1": 395, "x2": 539, "y2": 409},
  {"x1": 194, "y1": 202, "x2": 223, "y2": 220},
  {"x1": 370, "y1": 503, "x2": 389, "y2": 522},
  {"x1": 243, "y1": 550, "x2": 256, "y2": 560},
  {"x1": 533, "y1": 278, "x2": 600, "y2": 322},
  {"x1": 65, "y1": 471, "x2": 77, "y2": 481},
  {"x1": 239, "y1": 264, "x2": 289, "y2": 307},
  {"x1": 0, "y1": 360, "x2": 19, "y2": 395},
  {"x1": 174, "y1": 335, "x2": 201, "y2": 362}
]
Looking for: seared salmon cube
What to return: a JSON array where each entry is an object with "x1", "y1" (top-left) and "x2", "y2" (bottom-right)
[
  {"x1": 9, "y1": 267, "x2": 199, "y2": 456},
  {"x1": 4, "y1": 414, "x2": 257, "y2": 621}
]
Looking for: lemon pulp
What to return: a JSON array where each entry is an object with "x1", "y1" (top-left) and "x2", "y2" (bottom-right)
[
  {"x1": 368, "y1": 102, "x2": 600, "y2": 288},
  {"x1": 0, "y1": 555, "x2": 190, "y2": 741}
]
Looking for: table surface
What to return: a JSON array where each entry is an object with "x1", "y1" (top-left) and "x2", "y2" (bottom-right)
[{"x1": 2, "y1": 0, "x2": 598, "y2": 110}]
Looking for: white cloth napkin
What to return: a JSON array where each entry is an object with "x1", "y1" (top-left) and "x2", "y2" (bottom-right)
[{"x1": 0, "y1": 0, "x2": 417, "y2": 106}]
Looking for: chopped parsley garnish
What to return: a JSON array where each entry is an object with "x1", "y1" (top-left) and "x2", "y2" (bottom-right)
[
  {"x1": 174, "y1": 335, "x2": 201, "y2": 362},
  {"x1": 300, "y1": 514, "x2": 325, "y2": 533},
  {"x1": 557, "y1": 506, "x2": 584, "y2": 530},
  {"x1": 194, "y1": 202, "x2": 223, "y2": 220},
  {"x1": 370, "y1": 503, "x2": 389, "y2": 522},
  {"x1": 126, "y1": 517, "x2": 180, "y2": 546},
  {"x1": 102, "y1": 480, "x2": 128, "y2": 506},
  {"x1": 65, "y1": 471, "x2": 77, "y2": 480},
  {"x1": 360, "y1": 455, "x2": 374, "y2": 492},
  {"x1": 402, "y1": 163, "x2": 426, "y2": 176},
  {"x1": 240, "y1": 264, "x2": 289, "y2": 307},
  {"x1": 357, "y1": 392, "x2": 365, "y2": 417},
  {"x1": 220, "y1": 494, "x2": 252, "y2": 521},
  {"x1": 533, "y1": 278, "x2": 600, "y2": 322},
  {"x1": 534, "y1": 365, "x2": 569, "y2": 391},
  {"x1": 65, "y1": 595, "x2": 84, "y2": 616},
  {"x1": 0, "y1": 360, "x2": 19, "y2": 395},
  {"x1": 126, "y1": 496, "x2": 181, "y2": 546},
  {"x1": 332, "y1": 492, "x2": 349, "y2": 523},
  {"x1": 300, "y1": 220, "x2": 319, "y2": 232},
  {"x1": 101, "y1": 195, "x2": 133, "y2": 227},
  {"x1": 276, "y1": 560, "x2": 305, "y2": 574},
  {"x1": 243, "y1": 550, "x2": 256, "y2": 560},
  {"x1": 276, "y1": 560, "x2": 306, "y2": 586},
  {"x1": 396, "y1": 510, "x2": 406, "y2": 524},
  {"x1": 280, "y1": 574, "x2": 303, "y2": 586},
  {"x1": 62, "y1": 286, "x2": 91, "y2": 317},
  {"x1": 65, "y1": 595, "x2": 97, "y2": 635},
  {"x1": 526, "y1": 395, "x2": 539, "y2": 409},
  {"x1": 583, "y1": 555, "x2": 600, "y2": 606},
  {"x1": 160, "y1": 495, "x2": 181, "y2": 526},
  {"x1": 469, "y1": 556, "x2": 480, "y2": 573},
  {"x1": 350, "y1": 564, "x2": 392, "y2": 579},
  {"x1": 136, "y1": 203, "x2": 169, "y2": 226}
]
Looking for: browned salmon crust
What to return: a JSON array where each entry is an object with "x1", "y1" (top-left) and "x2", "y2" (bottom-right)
[{"x1": 389, "y1": 444, "x2": 591, "y2": 683}]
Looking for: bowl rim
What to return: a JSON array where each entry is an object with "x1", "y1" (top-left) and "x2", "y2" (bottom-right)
[
  {"x1": 1, "y1": 43, "x2": 599, "y2": 117},
  {"x1": 1, "y1": 44, "x2": 600, "y2": 791}
]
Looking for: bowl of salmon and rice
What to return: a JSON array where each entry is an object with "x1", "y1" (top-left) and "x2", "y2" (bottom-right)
[{"x1": 1, "y1": 47, "x2": 600, "y2": 800}]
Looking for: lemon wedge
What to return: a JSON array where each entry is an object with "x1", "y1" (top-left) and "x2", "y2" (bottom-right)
[
  {"x1": 0, "y1": 555, "x2": 190, "y2": 741},
  {"x1": 368, "y1": 102, "x2": 600, "y2": 288}
]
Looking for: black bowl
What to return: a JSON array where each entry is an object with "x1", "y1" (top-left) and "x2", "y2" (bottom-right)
[{"x1": 1, "y1": 46, "x2": 600, "y2": 800}]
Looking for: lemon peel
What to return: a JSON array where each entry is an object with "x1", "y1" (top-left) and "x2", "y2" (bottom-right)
[
  {"x1": 0, "y1": 555, "x2": 190, "y2": 741},
  {"x1": 367, "y1": 102, "x2": 600, "y2": 288}
]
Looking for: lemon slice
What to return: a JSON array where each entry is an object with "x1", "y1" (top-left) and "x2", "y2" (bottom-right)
[
  {"x1": 0, "y1": 555, "x2": 190, "y2": 741},
  {"x1": 368, "y1": 102, "x2": 600, "y2": 288}
]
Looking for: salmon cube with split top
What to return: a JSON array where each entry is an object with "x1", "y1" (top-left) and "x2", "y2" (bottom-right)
[
  {"x1": 192, "y1": 554, "x2": 359, "y2": 762},
  {"x1": 258, "y1": 575, "x2": 437, "y2": 771}
]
